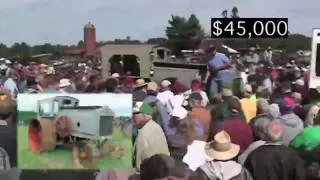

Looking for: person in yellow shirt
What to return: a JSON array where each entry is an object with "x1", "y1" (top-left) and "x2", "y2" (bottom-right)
[{"x1": 240, "y1": 84, "x2": 257, "y2": 123}]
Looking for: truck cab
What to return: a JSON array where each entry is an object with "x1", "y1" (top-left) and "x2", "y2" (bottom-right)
[{"x1": 37, "y1": 96, "x2": 80, "y2": 119}]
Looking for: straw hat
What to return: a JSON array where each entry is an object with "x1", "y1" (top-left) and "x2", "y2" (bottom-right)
[
  {"x1": 134, "y1": 79, "x2": 148, "y2": 88},
  {"x1": 205, "y1": 131, "x2": 240, "y2": 160},
  {"x1": 147, "y1": 81, "x2": 158, "y2": 92}
]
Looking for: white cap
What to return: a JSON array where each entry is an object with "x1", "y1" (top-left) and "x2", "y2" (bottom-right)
[
  {"x1": 161, "y1": 80, "x2": 171, "y2": 88},
  {"x1": 244, "y1": 84, "x2": 252, "y2": 93},
  {"x1": 172, "y1": 106, "x2": 188, "y2": 120},
  {"x1": 295, "y1": 79, "x2": 304, "y2": 86},
  {"x1": 111, "y1": 73, "x2": 120, "y2": 78},
  {"x1": 59, "y1": 79, "x2": 71, "y2": 88}
]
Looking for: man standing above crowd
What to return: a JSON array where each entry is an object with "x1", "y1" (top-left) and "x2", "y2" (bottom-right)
[
  {"x1": 203, "y1": 45, "x2": 233, "y2": 97},
  {"x1": 3, "y1": 69, "x2": 19, "y2": 100}
]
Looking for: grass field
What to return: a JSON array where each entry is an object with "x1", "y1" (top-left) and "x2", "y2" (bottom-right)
[{"x1": 18, "y1": 111, "x2": 132, "y2": 169}]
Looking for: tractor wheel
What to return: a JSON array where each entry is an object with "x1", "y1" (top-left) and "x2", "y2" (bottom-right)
[{"x1": 28, "y1": 119, "x2": 57, "y2": 153}]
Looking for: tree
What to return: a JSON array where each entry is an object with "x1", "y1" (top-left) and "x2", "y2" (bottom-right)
[
  {"x1": 231, "y1": 6, "x2": 239, "y2": 18},
  {"x1": 0, "y1": 43, "x2": 10, "y2": 58},
  {"x1": 165, "y1": 14, "x2": 204, "y2": 56},
  {"x1": 77, "y1": 40, "x2": 84, "y2": 48},
  {"x1": 221, "y1": 10, "x2": 228, "y2": 18},
  {"x1": 9, "y1": 42, "x2": 31, "y2": 58},
  {"x1": 146, "y1": 38, "x2": 167, "y2": 45}
]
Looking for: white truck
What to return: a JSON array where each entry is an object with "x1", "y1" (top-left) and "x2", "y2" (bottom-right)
[{"x1": 309, "y1": 29, "x2": 320, "y2": 89}]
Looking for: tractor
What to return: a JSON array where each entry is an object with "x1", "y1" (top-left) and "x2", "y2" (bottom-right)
[{"x1": 27, "y1": 96, "x2": 120, "y2": 168}]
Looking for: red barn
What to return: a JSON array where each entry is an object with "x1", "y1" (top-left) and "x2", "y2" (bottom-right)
[{"x1": 84, "y1": 22, "x2": 96, "y2": 57}]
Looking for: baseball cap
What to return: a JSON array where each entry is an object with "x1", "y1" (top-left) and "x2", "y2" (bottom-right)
[
  {"x1": 161, "y1": 80, "x2": 171, "y2": 88},
  {"x1": 134, "y1": 103, "x2": 154, "y2": 116}
]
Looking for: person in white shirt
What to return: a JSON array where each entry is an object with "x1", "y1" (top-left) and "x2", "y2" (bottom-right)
[
  {"x1": 182, "y1": 140, "x2": 213, "y2": 171},
  {"x1": 4, "y1": 69, "x2": 19, "y2": 100},
  {"x1": 241, "y1": 68, "x2": 249, "y2": 85},
  {"x1": 157, "y1": 80, "x2": 174, "y2": 112},
  {"x1": 263, "y1": 46, "x2": 273, "y2": 65}
]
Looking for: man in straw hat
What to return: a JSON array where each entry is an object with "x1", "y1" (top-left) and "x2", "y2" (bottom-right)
[
  {"x1": 133, "y1": 103, "x2": 169, "y2": 171},
  {"x1": 132, "y1": 79, "x2": 148, "y2": 102},
  {"x1": 190, "y1": 131, "x2": 252, "y2": 180},
  {"x1": 244, "y1": 122, "x2": 306, "y2": 180}
]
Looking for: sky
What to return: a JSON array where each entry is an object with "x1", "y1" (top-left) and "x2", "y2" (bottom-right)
[
  {"x1": 0, "y1": 0, "x2": 320, "y2": 46},
  {"x1": 17, "y1": 93, "x2": 132, "y2": 116}
]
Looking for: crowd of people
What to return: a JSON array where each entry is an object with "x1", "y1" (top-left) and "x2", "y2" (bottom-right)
[
  {"x1": 0, "y1": 44, "x2": 319, "y2": 180},
  {"x1": 127, "y1": 45, "x2": 320, "y2": 179}
]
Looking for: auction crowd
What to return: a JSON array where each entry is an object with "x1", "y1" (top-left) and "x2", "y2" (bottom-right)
[{"x1": 0, "y1": 46, "x2": 320, "y2": 180}]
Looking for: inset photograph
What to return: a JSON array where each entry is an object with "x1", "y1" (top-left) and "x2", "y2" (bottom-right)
[
  {"x1": 20, "y1": 169, "x2": 137, "y2": 180},
  {"x1": 20, "y1": 170, "x2": 97, "y2": 180},
  {"x1": 0, "y1": 92, "x2": 17, "y2": 170},
  {"x1": 17, "y1": 93, "x2": 132, "y2": 169}
]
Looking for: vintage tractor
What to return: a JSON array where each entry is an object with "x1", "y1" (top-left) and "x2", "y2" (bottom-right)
[{"x1": 27, "y1": 96, "x2": 119, "y2": 167}]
